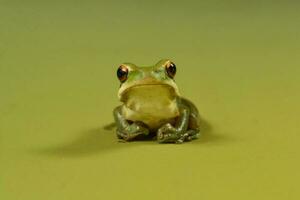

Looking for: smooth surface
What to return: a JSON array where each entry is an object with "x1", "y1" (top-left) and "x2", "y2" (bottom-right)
[{"x1": 1, "y1": 1, "x2": 300, "y2": 199}]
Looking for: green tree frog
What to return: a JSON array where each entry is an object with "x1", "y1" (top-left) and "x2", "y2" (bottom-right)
[{"x1": 114, "y1": 59, "x2": 200, "y2": 143}]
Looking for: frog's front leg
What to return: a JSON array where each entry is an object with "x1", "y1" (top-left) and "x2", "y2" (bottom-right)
[
  {"x1": 157, "y1": 105, "x2": 198, "y2": 144},
  {"x1": 113, "y1": 106, "x2": 149, "y2": 141}
]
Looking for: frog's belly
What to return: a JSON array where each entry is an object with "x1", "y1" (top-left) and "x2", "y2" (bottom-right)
[
  {"x1": 122, "y1": 104, "x2": 179, "y2": 130},
  {"x1": 121, "y1": 85, "x2": 180, "y2": 130}
]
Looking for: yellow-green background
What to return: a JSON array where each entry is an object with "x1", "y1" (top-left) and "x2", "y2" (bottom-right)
[{"x1": 1, "y1": 0, "x2": 299, "y2": 199}]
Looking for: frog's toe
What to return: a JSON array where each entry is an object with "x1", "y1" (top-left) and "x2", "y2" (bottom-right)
[
  {"x1": 157, "y1": 128, "x2": 200, "y2": 143},
  {"x1": 187, "y1": 133, "x2": 200, "y2": 141},
  {"x1": 116, "y1": 130, "x2": 133, "y2": 141},
  {"x1": 157, "y1": 130, "x2": 179, "y2": 143},
  {"x1": 157, "y1": 132, "x2": 183, "y2": 144},
  {"x1": 157, "y1": 124, "x2": 176, "y2": 143},
  {"x1": 116, "y1": 130, "x2": 145, "y2": 141},
  {"x1": 175, "y1": 138, "x2": 184, "y2": 144},
  {"x1": 184, "y1": 130, "x2": 200, "y2": 141},
  {"x1": 157, "y1": 132, "x2": 173, "y2": 143}
]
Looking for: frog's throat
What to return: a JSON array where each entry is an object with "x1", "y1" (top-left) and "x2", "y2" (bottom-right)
[{"x1": 118, "y1": 83, "x2": 180, "y2": 102}]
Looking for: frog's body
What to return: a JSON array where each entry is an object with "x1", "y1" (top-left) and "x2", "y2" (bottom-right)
[{"x1": 114, "y1": 59, "x2": 200, "y2": 143}]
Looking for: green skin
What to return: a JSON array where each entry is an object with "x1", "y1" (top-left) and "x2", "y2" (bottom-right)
[{"x1": 114, "y1": 59, "x2": 200, "y2": 143}]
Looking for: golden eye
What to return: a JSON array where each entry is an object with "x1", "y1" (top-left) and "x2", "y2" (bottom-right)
[
  {"x1": 165, "y1": 62, "x2": 176, "y2": 78},
  {"x1": 117, "y1": 65, "x2": 128, "y2": 83}
]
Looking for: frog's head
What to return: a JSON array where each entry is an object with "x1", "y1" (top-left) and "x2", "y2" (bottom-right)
[{"x1": 116, "y1": 59, "x2": 180, "y2": 103}]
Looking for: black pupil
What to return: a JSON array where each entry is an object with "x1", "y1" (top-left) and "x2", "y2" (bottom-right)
[
  {"x1": 117, "y1": 67, "x2": 127, "y2": 81},
  {"x1": 168, "y1": 63, "x2": 176, "y2": 76}
]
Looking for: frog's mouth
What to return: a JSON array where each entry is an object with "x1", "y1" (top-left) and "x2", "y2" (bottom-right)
[{"x1": 119, "y1": 84, "x2": 179, "y2": 103}]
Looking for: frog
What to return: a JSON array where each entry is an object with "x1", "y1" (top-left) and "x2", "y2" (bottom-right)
[{"x1": 113, "y1": 59, "x2": 200, "y2": 143}]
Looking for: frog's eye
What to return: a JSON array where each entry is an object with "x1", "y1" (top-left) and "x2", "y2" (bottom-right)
[
  {"x1": 117, "y1": 65, "x2": 128, "y2": 83},
  {"x1": 165, "y1": 62, "x2": 176, "y2": 79}
]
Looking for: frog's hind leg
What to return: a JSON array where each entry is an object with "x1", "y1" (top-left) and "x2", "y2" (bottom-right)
[
  {"x1": 180, "y1": 102, "x2": 201, "y2": 143},
  {"x1": 175, "y1": 98, "x2": 200, "y2": 143},
  {"x1": 181, "y1": 111, "x2": 201, "y2": 142}
]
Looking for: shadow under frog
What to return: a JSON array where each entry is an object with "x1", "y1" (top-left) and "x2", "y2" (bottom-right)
[
  {"x1": 33, "y1": 117, "x2": 228, "y2": 158},
  {"x1": 33, "y1": 127, "x2": 152, "y2": 157}
]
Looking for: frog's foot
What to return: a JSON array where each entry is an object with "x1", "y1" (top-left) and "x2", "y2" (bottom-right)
[
  {"x1": 117, "y1": 121, "x2": 149, "y2": 141},
  {"x1": 157, "y1": 123, "x2": 200, "y2": 144}
]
